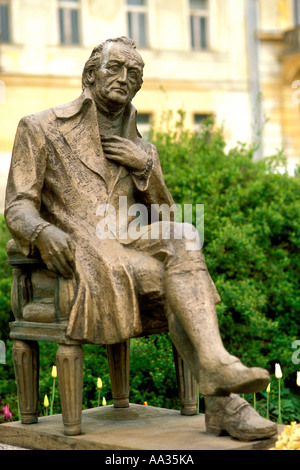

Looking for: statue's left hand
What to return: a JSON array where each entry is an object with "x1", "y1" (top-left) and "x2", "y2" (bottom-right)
[{"x1": 101, "y1": 135, "x2": 150, "y2": 171}]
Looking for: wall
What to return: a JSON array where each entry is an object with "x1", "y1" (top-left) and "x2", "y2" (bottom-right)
[{"x1": 1, "y1": 0, "x2": 299, "y2": 212}]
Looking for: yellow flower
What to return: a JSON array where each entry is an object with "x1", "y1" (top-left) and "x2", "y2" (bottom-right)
[
  {"x1": 102, "y1": 397, "x2": 106, "y2": 406},
  {"x1": 275, "y1": 363, "x2": 283, "y2": 379},
  {"x1": 271, "y1": 422, "x2": 300, "y2": 450},
  {"x1": 44, "y1": 395, "x2": 49, "y2": 408},
  {"x1": 266, "y1": 383, "x2": 271, "y2": 393},
  {"x1": 51, "y1": 365, "x2": 57, "y2": 378},
  {"x1": 97, "y1": 377, "x2": 103, "y2": 389},
  {"x1": 297, "y1": 371, "x2": 300, "y2": 387}
]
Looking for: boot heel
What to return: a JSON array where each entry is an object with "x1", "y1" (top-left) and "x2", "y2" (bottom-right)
[{"x1": 205, "y1": 413, "x2": 224, "y2": 436}]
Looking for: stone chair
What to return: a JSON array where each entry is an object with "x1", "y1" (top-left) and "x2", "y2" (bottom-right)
[{"x1": 7, "y1": 239, "x2": 198, "y2": 436}]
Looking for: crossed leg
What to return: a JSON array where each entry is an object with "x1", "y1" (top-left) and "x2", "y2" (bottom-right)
[{"x1": 128, "y1": 221, "x2": 269, "y2": 396}]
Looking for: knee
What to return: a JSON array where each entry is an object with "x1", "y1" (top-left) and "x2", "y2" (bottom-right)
[{"x1": 172, "y1": 222, "x2": 201, "y2": 252}]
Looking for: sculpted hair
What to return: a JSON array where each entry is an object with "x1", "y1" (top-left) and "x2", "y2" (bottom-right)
[{"x1": 82, "y1": 36, "x2": 144, "y2": 91}]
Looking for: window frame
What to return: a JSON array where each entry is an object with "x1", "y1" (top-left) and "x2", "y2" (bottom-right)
[
  {"x1": 136, "y1": 112, "x2": 153, "y2": 138},
  {"x1": 58, "y1": 0, "x2": 81, "y2": 46},
  {"x1": 294, "y1": 0, "x2": 300, "y2": 25},
  {"x1": 126, "y1": 0, "x2": 149, "y2": 49},
  {"x1": 193, "y1": 112, "x2": 214, "y2": 133},
  {"x1": 0, "y1": 0, "x2": 10, "y2": 43},
  {"x1": 189, "y1": 0, "x2": 209, "y2": 51}
]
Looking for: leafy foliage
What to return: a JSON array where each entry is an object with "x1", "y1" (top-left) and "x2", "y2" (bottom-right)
[{"x1": 0, "y1": 216, "x2": 13, "y2": 343}]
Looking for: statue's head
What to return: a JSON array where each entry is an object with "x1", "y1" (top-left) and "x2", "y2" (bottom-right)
[{"x1": 82, "y1": 36, "x2": 145, "y2": 109}]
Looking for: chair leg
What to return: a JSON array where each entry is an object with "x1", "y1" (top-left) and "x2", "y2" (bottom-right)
[
  {"x1": 56, "y1": 344, "x2": 84, "y2": 436},
  {"x1": 12, "y1": 340, "x2": 39, "y2": 424},
  {"x1": 106, "y1": 340, "x2": 130, "y2": 408},
  {"x1": 173, "y1": 345, "x2": 198, "y2": 416}
]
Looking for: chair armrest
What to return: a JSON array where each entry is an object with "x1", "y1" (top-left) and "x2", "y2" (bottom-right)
[
  {"x1": 6, "y1": 239, "x2": 74, "y2": 323},
  {"x1": 6, "y1": 239, "x2": 42, "y2": 267}
]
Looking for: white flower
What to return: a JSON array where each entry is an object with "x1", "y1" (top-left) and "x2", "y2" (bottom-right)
[{"x1": 275, "y1": 363, "x2": 283, "y2": 379}]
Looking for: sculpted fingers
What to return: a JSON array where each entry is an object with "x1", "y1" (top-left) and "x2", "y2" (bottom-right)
[
  {"x1": 35, "y1": 225, "x2": 75, "y2": 278},
  {"x1": 102, "y1": 141, "x2": 129, "y2": 156},
  {"x1": 102, "y1": 144, "x2": 131, "y2": 166},
  {"x1": 101, "y1": 142, "x2": 123, "y2": 155},
  {"x1": 51, "y1": 237, "x2": 75, "y2": 278},
  {"x1": 102, "y1": 148, "x2": 126, "y2": 165},
  {"x1": 101, "y1": 136, "x2": 135, "y2": 154},
  {"x1": 45, "y1": 246, "x2": 75, "y2": 278},
  {"x1": 50, "y1": 255, "x2": 74, "y2": 279},
  {"x1": 101, "y1": 137, "x2": 148, "y2": 171}
]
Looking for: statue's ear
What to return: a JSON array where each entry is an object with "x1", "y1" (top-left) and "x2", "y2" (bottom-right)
[{"x1": 86, "y1": 69, "x2": 95, "y2": 85}]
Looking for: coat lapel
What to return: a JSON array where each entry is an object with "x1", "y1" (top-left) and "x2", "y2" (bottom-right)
[
  {"x1": 53, "y1": 91, "x2": 111, "y2": 186},
  {"x1": 121, "y1": 103, "x2": 141, "y2": 142}
]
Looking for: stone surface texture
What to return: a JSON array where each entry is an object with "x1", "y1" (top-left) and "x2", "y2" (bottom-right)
[{"x1": 0, "y1": 405, "x2": 280, "y2": 451}]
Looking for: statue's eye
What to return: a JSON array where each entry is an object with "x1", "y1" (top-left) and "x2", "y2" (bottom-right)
[
  {"x1": 128, "y1": 70, "x2": 138, "y2": 80},
  {"x1": 108, "y1": 64, "x2": 121, "y2": 73}
]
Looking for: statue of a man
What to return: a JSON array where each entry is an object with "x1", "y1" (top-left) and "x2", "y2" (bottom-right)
[{"x1": 5, "y1": 37, "x2": 277, "y2": 440}]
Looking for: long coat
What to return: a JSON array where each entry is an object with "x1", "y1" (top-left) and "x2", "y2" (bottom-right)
[{"x1": 5, "y1": 88, "x2": 174, "y2": 344}]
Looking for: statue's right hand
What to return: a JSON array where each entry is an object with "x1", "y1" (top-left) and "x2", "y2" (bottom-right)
[{"x1": 34, "y1": 225, "x2": 75, "y2": 279}]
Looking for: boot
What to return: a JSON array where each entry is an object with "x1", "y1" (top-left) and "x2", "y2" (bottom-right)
[{"x1": 205, "y1": 394, "x2": 278, "y2": 441}]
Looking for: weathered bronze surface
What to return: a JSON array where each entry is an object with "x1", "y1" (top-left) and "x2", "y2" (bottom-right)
[{"x1": 5, "y1": 36, "x2": 277, "y2": 441}]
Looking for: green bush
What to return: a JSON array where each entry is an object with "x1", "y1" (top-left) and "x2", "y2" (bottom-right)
[
  {"x1": 0, "y1": 216, "x2": 13, "y2": 343},
  {"x1": 0, "y1": 113, "x2": 299, "y2": 423},
  {"x1": 0, "y1": 216, "x2": 17, "y2": 418}
]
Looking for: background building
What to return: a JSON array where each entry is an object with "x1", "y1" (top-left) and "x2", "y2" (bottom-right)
[{"x1": 0, "y1": 0, "x2": 300, "y2": 212}]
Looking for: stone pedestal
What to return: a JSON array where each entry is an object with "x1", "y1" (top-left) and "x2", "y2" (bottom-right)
[{"x1": 0, "y1": 404, "x2": 280, "y2": 451}]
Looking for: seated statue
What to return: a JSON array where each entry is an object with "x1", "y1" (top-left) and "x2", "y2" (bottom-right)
[{"x1": 5, "y1": 36, "x2": 277, "y2": 441}]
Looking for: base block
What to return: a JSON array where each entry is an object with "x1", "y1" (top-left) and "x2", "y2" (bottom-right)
[{"x1": 0, "y1": 404, "x2": 280, "y2": 451}]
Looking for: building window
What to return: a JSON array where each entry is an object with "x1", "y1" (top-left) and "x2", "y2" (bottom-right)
[
  {"x1": 193, "y1": 113, "x2": 213, "y2": 131},
  {"x1": 189, "y1": 0, "x2": 209, "y2": 50},
  {"x1": 58, "y1": 0, "x2": 80, "y2": 45},
  {"x1": 126, "y1": 0, "x2": 148, "y2": 48},
  {"x1": 0, "y1": 0, "x2": 10, "y2": 43},
  {"x1": 137, "y1": 113, "x2": 152, "y2": 138},
  {"x1": 294, "y1": 0, "x2": 300, "y2": 24}
]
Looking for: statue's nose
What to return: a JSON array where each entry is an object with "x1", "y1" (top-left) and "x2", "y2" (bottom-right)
[{"x1": 117, "y1": 67, "x2": 128, "y2": 83}]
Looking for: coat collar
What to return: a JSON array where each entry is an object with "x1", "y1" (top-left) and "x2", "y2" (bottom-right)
[
  {"x1": 53, "y1": 87, "x2": 141, "y2": 141},
  {"x1": 53, "y1": 88, "x2": 93, "y2": 119}
]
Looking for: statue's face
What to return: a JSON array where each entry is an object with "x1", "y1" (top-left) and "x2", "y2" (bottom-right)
[{"x1": 90, "y1": 42, "x2": 144, "y2": 108}]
